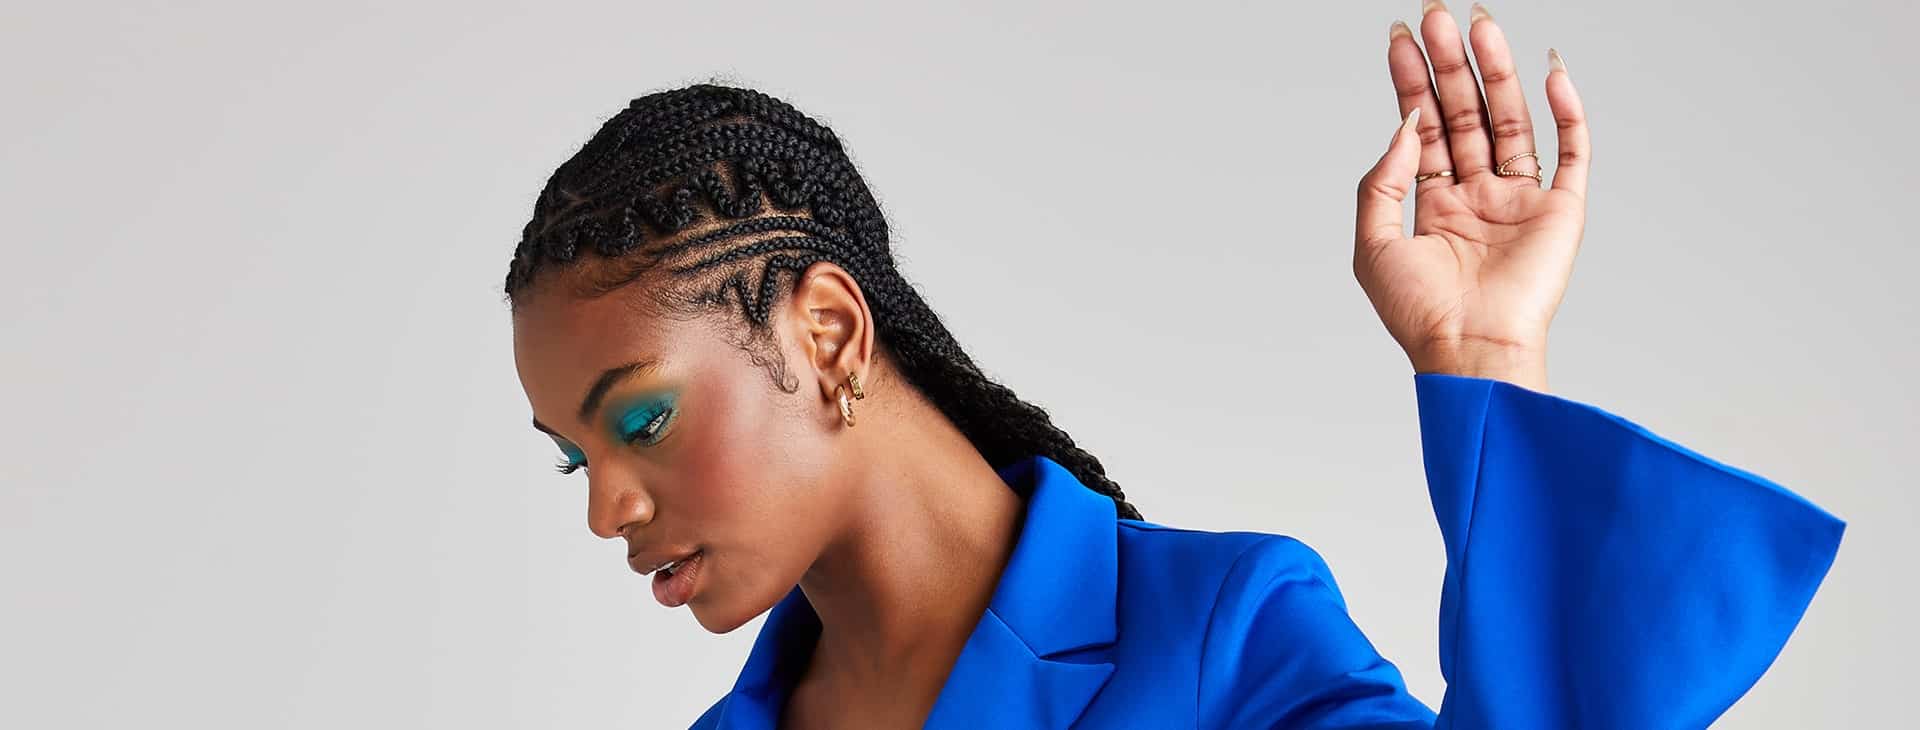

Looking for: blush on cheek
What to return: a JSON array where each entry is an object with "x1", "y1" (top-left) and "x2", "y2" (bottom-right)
[
  {"x1": 673, "y1": 356, "x2": 839, "y2": 631},
  {"x1": 677, "y1": 363, "x2": 828, "y2": 518},
  {"x1": 672, "y1": 368, "x2": 766, "y2": 514}
]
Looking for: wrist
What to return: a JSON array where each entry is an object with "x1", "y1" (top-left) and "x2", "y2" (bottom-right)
[{"x1": 1408, "y1": 337, "x2": 1549, "y2": 392}]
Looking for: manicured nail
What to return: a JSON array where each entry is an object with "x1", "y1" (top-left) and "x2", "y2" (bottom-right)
[
  {"x1": 1402, "y1": 106, "x2": 1422, "y2": 132},
  {"x1": 1470, "y1": 2, "x2": 1493, "y2": 24},
  {"x1": 1548, "y1": 48, "x2": 1567, "y2": 75},
  {"x1": 1422, "y1": 0, "x2": 1447, "y2": 16},
  {"x1": 1390, "y1": 19, "x2": 1414, "y2": 41}
]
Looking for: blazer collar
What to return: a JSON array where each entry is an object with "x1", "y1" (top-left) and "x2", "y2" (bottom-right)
[{"x1": 708, "y1": 454, "x2": 1119, "y2": 729}]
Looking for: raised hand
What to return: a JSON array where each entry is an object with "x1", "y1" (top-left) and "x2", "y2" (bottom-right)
[{"x1": 1353, "y1": 1, "x2": 1590, "y2": 393}]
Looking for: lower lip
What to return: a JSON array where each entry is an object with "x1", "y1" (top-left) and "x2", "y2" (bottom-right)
[{"x1": 651, "y1": 551, "x2": 704, "y2": 608}]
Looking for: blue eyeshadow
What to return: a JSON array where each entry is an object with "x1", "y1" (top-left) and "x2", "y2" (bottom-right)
[{"x1": 609, "y1": 390, "x2": 679, "y2": 443}]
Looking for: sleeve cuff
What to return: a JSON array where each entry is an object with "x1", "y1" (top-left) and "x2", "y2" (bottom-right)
[{"x1": 1412, "y1": 372, "x2": 1845, "y2": 729}]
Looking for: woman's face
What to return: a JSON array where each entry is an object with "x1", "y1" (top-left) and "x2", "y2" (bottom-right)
[{"x1": 510, "y1": 276, "x2": 847, "y2": 634}]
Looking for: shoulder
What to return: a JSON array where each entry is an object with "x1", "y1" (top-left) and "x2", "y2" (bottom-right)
[
  {"x1": 1112, "y1": 519, "x2": 1357, "y2": 651},
  {"x1": 1115, "y1": 519, "x2": 1339, "y2": 602},
  {"x1": 1115, "y1": 523, "x2": 1426, "y2": 724},
  {"x1": 1112, "y1": 519, "x2": 1349, "y2": 645}
]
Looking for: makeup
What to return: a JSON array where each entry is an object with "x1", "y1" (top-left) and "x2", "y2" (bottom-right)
[
  {"x1": 606, "y1": 388, "x2": 680, "y2": 447},
  {"x1": 550, "y1": 437, "x2": 587, "y2": 474}
]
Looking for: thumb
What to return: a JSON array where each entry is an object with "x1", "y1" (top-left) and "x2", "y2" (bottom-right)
[{"x1": 1355, "y1": 106, "x2": 1422, "y2": 250}]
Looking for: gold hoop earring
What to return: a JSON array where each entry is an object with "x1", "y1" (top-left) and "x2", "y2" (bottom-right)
[
  {"x1": 847, "y1": 371, "x2": 865, "y2": 400},
  {"x1": 836, "y1": 384, "x2": 857, "y2": 427}
]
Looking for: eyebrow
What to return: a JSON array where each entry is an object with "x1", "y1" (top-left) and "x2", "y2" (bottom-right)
[{"x1": 530, "y1": 358, "x2": 660, "y2": 437}]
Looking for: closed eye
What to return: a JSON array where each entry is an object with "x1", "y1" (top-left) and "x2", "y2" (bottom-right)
[{"x1": 550, "y1": 437, "x2": 587, "y2": 476}]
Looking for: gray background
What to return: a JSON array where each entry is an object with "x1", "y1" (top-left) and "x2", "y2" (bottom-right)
[{"x1": 2, "y1": 0, "x2": 1912, "y2": 727}]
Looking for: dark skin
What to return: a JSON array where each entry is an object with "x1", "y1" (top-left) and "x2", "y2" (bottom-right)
[
  {"x1": 513, "y1": 2, "x2": 1589, "y2": 725},
  {"x1": 512, "y1": 262, "x2": 1028, "y2": 728}
]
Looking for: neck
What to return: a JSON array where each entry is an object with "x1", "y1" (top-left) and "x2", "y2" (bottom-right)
[{"x1": 794, "y1": 390, "x2": 1027, "y2": 693}]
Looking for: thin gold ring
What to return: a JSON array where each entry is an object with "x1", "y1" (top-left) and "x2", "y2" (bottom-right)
[
  {"x1": 1495, "y1": 151, "x2": 1544, "y2": 182},
  {"x1": 1414, "y1": 169, "x2": 1454, "y2": 184}
]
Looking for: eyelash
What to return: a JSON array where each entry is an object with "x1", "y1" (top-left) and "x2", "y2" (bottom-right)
[{"x1": 550, "y1": 405, "x2": 678, "y2": 476}]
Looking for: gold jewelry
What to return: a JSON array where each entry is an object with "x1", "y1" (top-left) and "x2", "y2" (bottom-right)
[
  {"x1": 847, "y1": 371, "x2": 865, "y2": 400},
  {"x1": 836, "y1": 384, "x2": 856, "y2": 427},
  {"x1": 1414, "y1": 169, "x2": 1453, "y2": 184},
  {"x1": 1494, "y1": 151, "x2": 1543, "y2": 182}
]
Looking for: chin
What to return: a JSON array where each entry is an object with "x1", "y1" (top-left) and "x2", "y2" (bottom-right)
[{"x1": 689, "y1": 593, "x2": 772, "y2": 635}]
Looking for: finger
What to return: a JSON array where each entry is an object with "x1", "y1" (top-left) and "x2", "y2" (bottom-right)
[
  {"x1": 1389, "y1": 19, "x2": 1456, "y2": 190},
  {"x1": 1544, "y1": 48, "x2": 1589, "y2": 197},
  {"x1": 1466, "y1": 3, "x2": 1541, "y2": 185},
  {"x1": 1418, "y1": 0, "x2": 1494, "y2": 180},
  {"x1": 1356, "y1": 107, "x2": 1424, "y2": 250}
]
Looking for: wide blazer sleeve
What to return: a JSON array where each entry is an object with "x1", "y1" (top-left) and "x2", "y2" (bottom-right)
[
  {"x1": 1198, "y1": 373, "x2": 1845, "y2": 730},
  {"x1": 1412, "y1": 372, "x2": 1844, "y2": 728}
]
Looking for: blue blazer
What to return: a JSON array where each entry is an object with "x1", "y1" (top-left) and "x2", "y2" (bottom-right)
[{"x1": 692, "y1": 374, "x2": 1845, "y2": 729}]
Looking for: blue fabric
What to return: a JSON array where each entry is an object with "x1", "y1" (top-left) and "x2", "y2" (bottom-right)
[{"x1": 690, "y1": 374, "x2": 1845, "y2": 729}]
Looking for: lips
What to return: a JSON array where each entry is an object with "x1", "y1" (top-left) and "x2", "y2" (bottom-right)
[
  {"x1": 650, "y1": 550, "x2": 704, "y2": 607},
  {"x1": 627, "y1": 548, "x2": 701, "y2": 576}
]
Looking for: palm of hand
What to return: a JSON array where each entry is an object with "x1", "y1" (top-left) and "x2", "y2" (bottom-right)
[{"x1": 1357, "y1": 177, "x2": 1586, "y2": 357}]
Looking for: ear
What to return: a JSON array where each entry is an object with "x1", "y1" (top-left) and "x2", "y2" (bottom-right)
[{"x1": 786, "y1": 261, "x2": 875, "y2": 405}]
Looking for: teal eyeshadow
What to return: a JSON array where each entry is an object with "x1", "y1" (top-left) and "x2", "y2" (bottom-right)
[
  {"x1": 608, "y1": 390, "x2": 679, "y2": 441},
  {"x1": 551, "y1": 437, "x2": 586, "y2": 466}
]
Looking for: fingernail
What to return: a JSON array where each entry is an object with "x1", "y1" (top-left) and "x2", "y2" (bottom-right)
[
  {"x1": 1402, "y1": 106, "x2": 1422, "y2": 132},
  {"x1": 1470, "y1": 2, "x2": 1492, "y2": 24},
  {"x1": 1548, "y1": 48, "x2": 1567, "y2": 75},
  {"x1": 1422, "y1": 0, "x2": 1447, "y2": 16},
  {"x1": 1390, "y1": 19, "x2": 1413, "y2": 41}
]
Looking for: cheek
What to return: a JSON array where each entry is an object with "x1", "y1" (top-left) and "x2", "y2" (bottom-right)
[
  {"x1": 677, "y1": 371, "x2": 838, "y2": 627},
  {"x1": 675, "y1": 370, "x2": 832, "y2": 528}
]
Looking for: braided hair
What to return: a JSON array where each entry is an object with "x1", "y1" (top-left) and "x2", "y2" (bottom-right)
[{"x1": 503, "y1": 82, "x2": 1142, "y2": 521}]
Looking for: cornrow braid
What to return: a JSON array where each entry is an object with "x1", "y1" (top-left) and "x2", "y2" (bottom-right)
[{"x1": 504, "y1": 82, "x2": 1143, "y2": 521}]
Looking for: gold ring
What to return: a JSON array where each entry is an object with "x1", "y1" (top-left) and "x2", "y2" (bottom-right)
[
  {"x1": 1494, "y1": 151, "x2": 1544, "y2": 182},
  {"x1": 1414, "y1": 169, "x2": 1453, "y2": 184}
]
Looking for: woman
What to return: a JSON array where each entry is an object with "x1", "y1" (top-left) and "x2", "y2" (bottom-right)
[{"x1": 504, "y1": 3, "x2": 1843, "y2": 728}]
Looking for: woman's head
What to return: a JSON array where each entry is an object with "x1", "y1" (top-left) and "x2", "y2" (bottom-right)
[{"x1": 506, "y1": 82, "x2": 1141, "y2": 632}]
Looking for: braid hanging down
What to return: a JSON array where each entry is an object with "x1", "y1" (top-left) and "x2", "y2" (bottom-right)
[{"x1": 504, "y1": 82, "x2": 1143, "y2": 521}]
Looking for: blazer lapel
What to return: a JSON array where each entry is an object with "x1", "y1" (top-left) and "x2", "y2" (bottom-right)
[
  {"x1": 921, "y1": 455, "x2": 1120, "y2": 729},
  {"x1": 708, "y1": 455, "x2": 1120, "y2": 730}
]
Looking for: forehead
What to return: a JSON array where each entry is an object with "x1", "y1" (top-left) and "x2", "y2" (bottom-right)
[
  {"x1": 514, "y1": 276, "x2": 665, "y2": 350},
  {"x1": 511, "y1": 281, "x2": 693, "y2": 417}
]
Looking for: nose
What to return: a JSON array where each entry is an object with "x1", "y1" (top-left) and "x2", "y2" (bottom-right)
[{"x1": 586, "y1": 469, "x2": 655, "y2": 540}]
